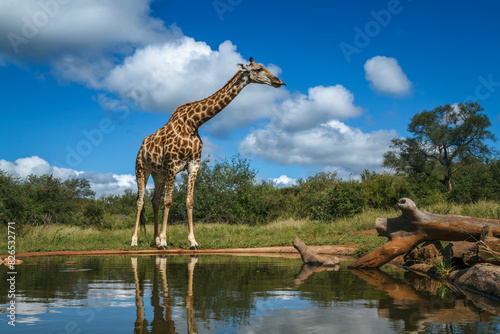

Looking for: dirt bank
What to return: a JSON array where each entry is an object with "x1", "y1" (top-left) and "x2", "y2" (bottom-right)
[{"x1": 0, "y1": 244, "x2": 355, "y2": 260}]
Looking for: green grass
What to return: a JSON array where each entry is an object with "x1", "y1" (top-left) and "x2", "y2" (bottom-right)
[
  {"x1": 0, "y1": 208, "x2": 391, "y2": 255},
  {"x1": 421, "y1": 200, "x2": 500, "y2": 219},
  {"x1": 1, "y1": 201, "x2": 497, "y2": 256}
]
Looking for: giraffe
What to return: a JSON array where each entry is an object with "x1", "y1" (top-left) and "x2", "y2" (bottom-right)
[{"x1": 131, "y1": 57, "x2": 285, "y2": 249}]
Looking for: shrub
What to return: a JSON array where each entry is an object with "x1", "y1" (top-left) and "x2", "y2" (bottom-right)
[
  {"x1": 361, "y1": 170, "x2": 411, "y2": 209},
  {"x1": 449, "y1": 161, "x2": 499, "y2": 203},
  {"x1": 296, "y1": 172, "x2": 365, "y2": 221}
]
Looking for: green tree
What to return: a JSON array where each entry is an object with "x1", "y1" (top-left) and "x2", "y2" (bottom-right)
[
  {"x1": 383, "y1": 102, "x2": 497, "y2": 191},
  {"x1": 0, "y1": 171, "x2": 25, "y2": 225},
  {"x1": 449, "y1": 160, "x2": 500, "y2": 203}
]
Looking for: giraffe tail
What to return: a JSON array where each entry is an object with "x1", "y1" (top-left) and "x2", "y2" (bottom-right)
[{"x1": 139, "y1": 206, "x2": 146, "y2": 233}]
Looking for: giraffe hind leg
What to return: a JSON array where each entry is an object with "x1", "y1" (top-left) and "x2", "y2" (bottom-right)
[
  {"x1": 151, "y1": 172, "x2": 166, "y2": 248},
  {"x1": 158, "y1": 171, "x2": 176, "y2": 249}
]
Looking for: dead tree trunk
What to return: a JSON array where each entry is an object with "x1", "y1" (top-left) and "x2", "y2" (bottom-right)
[{"x1": 348, "y1": 198, "x2": 500, "y2": 269}]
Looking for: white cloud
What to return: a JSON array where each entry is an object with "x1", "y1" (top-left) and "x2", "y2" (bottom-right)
[
  {"x1": 364, "y1": 56, "x2": 412, "y2": 97},
  {"x1": 104, "y1": 37, "x2": 228, "y2": 110},
  {"x1": 0, "y1": 156, "x2": 138, "y2": 196},
  {"x1": 0, "y1": 1, "x2": 287, "y2": 136},
  {"x1": 94, "y1": 94, "x2": 130, "y2": 113},
  {"x1": 275, "y1": 85, "x2": 363, "y2": 132},
  {"x1": 0, "y1": 0, "x2": 176, "y2": 61},
  {"x1": 0, "y1": 156, "x2": 80, "y2": 179},
  {"x1": 0, "y1": 0, "x2": 182, "y2": 93},
  {"x1": 102, "y1": 38, "x2": 288, "y2": 135},
  {"x1": 272, "y1": 175, "x2": 297, "y2": 187},
  {"x1": 240, "y1": 120, "x2": 396, "y2": 177},
  {"x1": 239, "y1": 83, "x2": 394, "y2": 177}
]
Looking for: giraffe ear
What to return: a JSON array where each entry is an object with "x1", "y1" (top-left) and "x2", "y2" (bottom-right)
[{"x1": 237, "y1": 63, "x2": 249, "y2": 71}]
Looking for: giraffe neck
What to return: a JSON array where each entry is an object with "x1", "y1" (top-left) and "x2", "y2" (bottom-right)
[{"x1": 188, "y1": 70, "x2": 249, "y2": 129}]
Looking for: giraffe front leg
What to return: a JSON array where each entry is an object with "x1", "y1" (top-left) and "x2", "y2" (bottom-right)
[
  {"x1": 132, "y1": 175, "x2": 148, "y2": 247},
  {"x1": 158, "y1": 201, "x2": 170, "y2": 249},
  {"x1": 186, "y1": 206, "x2": 199, "y2": 250},
  {"x1": 131, "y1": 205, "x2": 142, "y2": 247},
  {"x1": 132, "y1": 158, "x2": 149, "y2": 247},
  {"x1": 186, "y1": 162, "x2": 200, "y2": 250}
]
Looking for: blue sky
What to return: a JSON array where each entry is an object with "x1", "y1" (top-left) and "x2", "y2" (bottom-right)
[{"x1": 1, "y1": 0, "x2": 499, "y2": 195}]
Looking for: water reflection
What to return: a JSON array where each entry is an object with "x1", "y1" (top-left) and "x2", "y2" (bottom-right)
[
  {"x1": 350, "y1": 268, "x2": 500, "y2": 333},
  {"x1": 293, "y1": 264, "x2": 339, "y2": 286},
  {"x1": 132, "y1": 256, "x2": 197, "y2": 333},
  {"x1": 0, "y1": 255, "x2": 499, "y2": 333}
]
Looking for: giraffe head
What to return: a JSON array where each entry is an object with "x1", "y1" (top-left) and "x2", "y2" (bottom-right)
[{"x1": 237, "y1": 57, "x2": 285, "y2": 88}]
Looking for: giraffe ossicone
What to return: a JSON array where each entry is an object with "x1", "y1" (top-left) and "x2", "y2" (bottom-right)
[{"x1": 130, "y1": 57, "x2": 285, "y2": 249}]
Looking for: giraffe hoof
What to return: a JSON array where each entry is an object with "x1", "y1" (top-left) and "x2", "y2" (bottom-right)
[
  {"x1": 158, "y1": 245, "x2": 168, "y2": 250},
  {"x1": 189, "y1": 245, "x2": 199, "y2": 250},
  {"x1": 131, "y1": 236, "x2": 138, "y2": 247}
]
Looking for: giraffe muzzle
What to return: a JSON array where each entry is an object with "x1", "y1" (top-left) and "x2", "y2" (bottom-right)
[{"x1": 272, "y1": 80, "x2": 286, "y2": 88}]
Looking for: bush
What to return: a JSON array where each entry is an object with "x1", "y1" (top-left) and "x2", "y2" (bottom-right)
[
  {"x1": 296, "y1": 172, "x2": 365, "y2": 221},
  {"x1": 1, "y1": 156, "x2": 499, "y2": 229},
  {"x1": 82, "y1": 200, "x2": 105, "y2": 227},
  {"x1": 169, "y1": 155, "x2": 281, "y2": 225},
  {"x1": 327, "y1": 180, "x2": 366, "y2": 218},
  {"x1": 0, "y1": 172, "x2": 95, "y2": 227},
  {"x1": 361, "y1": 170, "x2": 411, "y2": 209},
  {"x1": 449, "y1": 160, "x2": 499, "y2": 203}
]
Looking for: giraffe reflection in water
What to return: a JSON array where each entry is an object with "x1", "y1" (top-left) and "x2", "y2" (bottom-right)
[{"x1": 131, "y1": 256, "x2": 198, "y2": 334}]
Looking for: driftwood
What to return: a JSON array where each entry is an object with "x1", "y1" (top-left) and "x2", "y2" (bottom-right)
[
  {"x1": 348, "y1": 198, "x2": 500, "y2": 269},
  {"x1": 442, "y1": 227, "x2": 500, "y2": 266},
  {"x1": 293, "y1": 238, "x2": 340, "y2": 267},
  {"x1": 463, "y1": 243, "x2": 500, "y2": 266},
  {"x1": 463, "y1": 227, "x2": 500, "y2": 266}
]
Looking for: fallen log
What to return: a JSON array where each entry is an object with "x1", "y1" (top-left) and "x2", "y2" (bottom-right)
[
  {"x1": 348, "y1": 198, "x2": 500, "y2": 269},
  {"x1": 463, "y1": 242, "x2": 500, "y2": 266},
  {"x1": 293, "y1": 238, "x2": 340, "y2": 267}
]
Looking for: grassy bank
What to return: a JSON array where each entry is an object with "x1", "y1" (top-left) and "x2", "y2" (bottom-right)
[
  {"x1": 2, "y1": 208, "x2": 396, "y2": 255},
  {"x1": 1, "y1": 201, "x2": 498, "y2": 257}
]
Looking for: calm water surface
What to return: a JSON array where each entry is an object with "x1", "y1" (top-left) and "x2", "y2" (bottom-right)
[{"x1": 1, "y1": 255, "x2": 500, "y2": 333}]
